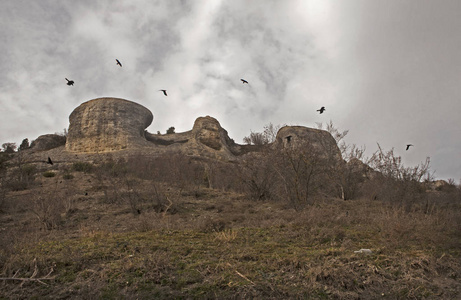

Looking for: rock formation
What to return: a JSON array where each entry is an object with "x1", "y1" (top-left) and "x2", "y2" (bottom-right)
[
  {"x1": 273, "y1": 126, "x2": 342, "y2": 161},
  {"x1": 30, "y1": 134, "x2": 66, "y2": 151},
  {"x1": 145, "y1": 116, "x2": 249, "y2": 161},
  {"x1": 64, "y1": 97, "x2": 342, "y2": 163},
  {"x1": 66, "y1": 98, "x2": 153, "y2": 153}
]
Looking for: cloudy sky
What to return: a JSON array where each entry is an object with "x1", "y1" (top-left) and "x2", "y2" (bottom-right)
[{"x1": 1, "y1": 0, "x2": 460, "y2": 180}]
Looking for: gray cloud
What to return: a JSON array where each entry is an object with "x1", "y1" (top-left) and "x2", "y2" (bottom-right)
[{"x1": 1, "y1": 0, "x2": 460, "y2": 180}]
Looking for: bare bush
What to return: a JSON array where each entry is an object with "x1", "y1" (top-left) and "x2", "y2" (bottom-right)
[
  {"x1": 2, "y1": 142, "x2": 17, "y2": 153},
  {"x1": 243, "y1": 123, "x2": 282, "y2": 145},
  {"x1": 237, "y1": 135, "x2": 343, "y2": 210},
  {"x1": 238, "y1": 151, "x2": 277, "y2": 201},
  {"x1": 32, "y1": 185, "x2": 64, "y2": 230},
  {"x1": 243, "y1": 131, "x2": 269, "y2": 145},
  {"x1": 369, "y1": 144, "x2": 431, "y2": 182},
  {"x1": 4, "y1": 152, "x2": 37, "y2": 191},
  {"x1": 274, "y1": 140, "x2": 341, "y2": 209},
  {"x1": 363, "y1": 144, "x2": 432, "y2": 207}
]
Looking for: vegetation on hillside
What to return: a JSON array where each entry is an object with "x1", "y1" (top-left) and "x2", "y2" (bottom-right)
[{"x1": 0, "y1": 124, "x2": 460, "y2": 298}]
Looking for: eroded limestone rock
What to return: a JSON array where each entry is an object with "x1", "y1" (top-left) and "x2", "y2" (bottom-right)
[
  {"x1": 64, "y1": 97, "x2": 342, "y2": 164},
  {"x1": 274, "y1": 126, "x2": 342, "y2": 161},
  {"x1": 30, "y1": 134, "x2": 66, "y2": 151},
  {"x1": 66, "y1": 98, "x2": 153, "y2": 153}
]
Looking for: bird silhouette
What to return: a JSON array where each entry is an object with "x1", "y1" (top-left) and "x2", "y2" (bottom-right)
[
  {"x1": 317, "y1": 106, "x2": 326, "y2": 114},
  {"x1": 241, "y1": 79, "x2": 249, "y2": 84},
  {"x1": 116, "y1": 59, "x2": 122, "y2": 67},
  {"x1": 47, "y1": 157, "x2": 53, "y2": 165},
  {"x1": 159, "y1": 90, "x2": 167, "y2": 96},
  {"x1": 65, "y1": 78, "x2": 74, "y2": 86},
  {"x1": 406, "y1": 144, "x2": 413, "y2": 151}
]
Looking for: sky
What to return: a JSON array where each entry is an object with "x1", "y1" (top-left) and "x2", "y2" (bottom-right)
[{"x1": 1, "y1": 0, "x2": 460, "y2": 181}]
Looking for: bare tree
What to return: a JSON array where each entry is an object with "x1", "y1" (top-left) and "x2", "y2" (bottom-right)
[
  {"x1": 18, "y1": 139, "x2": 30, "y2": 151},
  {"x1": 243, "y1": 123, "x2": 282, "y2": 145},
  {"x1": 263, "y1": 123, "x2": 282, "y2": 143},
  {"x1": 369, "y1": 144, "x2": 431, "y2": 182},
  {"x1": 2, "y1": 143, "x2": 16, "y2": 153},
  {"x1": 316, "y1": 120, "x2": 349, "y2": 157},
  {"x1": 243, "y1": 131, "x2": 269, "y2": 145},
  {"x1": 166, "y1": 127, "x2": 175, "y2": 134}
]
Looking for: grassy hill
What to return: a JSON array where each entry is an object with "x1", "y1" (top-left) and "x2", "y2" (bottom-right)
[{"x1": 0, "y1": 152, "x2": 460, "y2": 299}]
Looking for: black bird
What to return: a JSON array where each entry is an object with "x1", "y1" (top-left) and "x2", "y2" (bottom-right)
[
  {"x1": 317, "y1": 106, "x2": 326, "y2": 114},
  {"x1": 406, "y1": 144, "x2": 413, "y2": 151},
  {"x1": 116, "y1": 59, "x2": 122, "y2": 67},
  {"x1": 65, "y1": 78, "x2": 74, "y2": 86},
  {"x1": 159, "y1": 89, "x2": 168, "y2": 96},
  {"x1": 47, "y1": 157, "x2": 53, "y2": 165},
  {"x1": 241, "y1": 79, "x2": 249, "y2": 84}
]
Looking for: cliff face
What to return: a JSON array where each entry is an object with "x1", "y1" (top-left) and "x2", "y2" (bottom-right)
[{"x1": 66, "y1": 98, "x2": 153, "y2": 153}]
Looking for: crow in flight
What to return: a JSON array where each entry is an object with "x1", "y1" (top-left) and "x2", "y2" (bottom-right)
[
  {"x1": 159, "y1": 89, "x2": 168, "y2": 96},
  {"x1": 116, "y1": 59, "x2": 122, "y2": 67},
  {"x1": 65, "y1": 78, "x2": 74, "y2": 86},
  {"x1": 47, "y1": 157, "x2": 53, "y2": 165},
  {"x1": 241, "y1": 79, "x2": 249, "y2": 84},
  {"x1": 406, "y1": 144, "x2": 413, "y2": 151},
  {"x1": 317, "y1": 106, "x2": 326, "y2": 114}
]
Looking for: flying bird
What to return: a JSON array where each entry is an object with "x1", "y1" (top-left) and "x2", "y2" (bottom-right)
[
  {"x1": 317, "y1": 106, "x2": 326, "y2": 114},
  {"x1": 65, "y1": 78, "x2": 74, "y2": 86},
  {"x1": 116, "y1": 59, "x2": 122, "y2": 67},
  {"x1": 159, "y1": 89, "x2": 168, "y2": 96},
  {"x1": 241, "y1": 79, "x2": 249, "y2": 84},
  {"x1": 47, "y1": 157, "x2": 53, "y2": 165},
  {"x1": 406, "y1": 144, "x2": 413, "y2": 151}
]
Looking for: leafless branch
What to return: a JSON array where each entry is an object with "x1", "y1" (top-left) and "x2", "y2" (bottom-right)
[{"x1": 0, "y1": 259, "x2": 55, "y2": 286}]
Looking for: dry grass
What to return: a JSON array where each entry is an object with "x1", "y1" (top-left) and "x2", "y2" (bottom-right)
[{"x1": 0, "y1": 155, "x2": 460, "y2": 299}]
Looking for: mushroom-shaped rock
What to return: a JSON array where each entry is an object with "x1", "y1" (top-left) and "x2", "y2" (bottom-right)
[{"x1": 66, "y1": 98, "x2": 153, "y2": 153}]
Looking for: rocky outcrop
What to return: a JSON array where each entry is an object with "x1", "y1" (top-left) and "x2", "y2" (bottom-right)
[
  {"x1": 145, "y1": 116, "x2": 246, "y2": 161},
  {"x1": 30, "y1": 134, "x2": 66, "y2": 151},
  {"x1": 66, "y1": 98, "x2": 153, "y2": 153},
  {"x1": 273, "y1": 126, "x2": 342, "y2": 161},
  {"x1": 63, "y1": 97, "x2": 342, "y2": 163},
  {"x1": 346, "y1": 158, "x2": 380, "y2": 181}
]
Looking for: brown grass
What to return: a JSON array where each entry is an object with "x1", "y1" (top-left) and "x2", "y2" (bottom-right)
[{"x1": 0, "y1": 154, "x2": 460, "y2": 299}]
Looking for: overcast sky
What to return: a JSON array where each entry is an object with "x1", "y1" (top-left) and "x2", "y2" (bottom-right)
[{"x1": 1, "y1": 0, "x2": 460, "y2": 181}]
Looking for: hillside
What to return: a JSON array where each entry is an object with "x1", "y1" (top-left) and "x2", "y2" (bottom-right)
[
  {"x1": 0, "y1": 97, "x2": 460, "y2": 298},
  {"x1": 0, "y1": 151, "x2": 459, "y2": 299}
]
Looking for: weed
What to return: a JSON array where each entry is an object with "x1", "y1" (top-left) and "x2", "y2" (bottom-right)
[{"x1": 214, "y1": 229, "x2": 238, "y2": 242}]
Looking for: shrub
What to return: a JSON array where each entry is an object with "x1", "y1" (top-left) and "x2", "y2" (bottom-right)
[
  {"x1": 72, "y1": 162, "x2": 94, "y2": 173},
  {"x1": 32, "y1": 191, "x2": 64, "y2": 230},
  {"x1": 42, "y1": 171, "x2": 56, "y2": 178},
  {"x1": 63, "y1": 173, "x2": 74, "y2": 180},
  {"x1": 166, "y1": 126, "x2": 175, "y2": 134}
]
